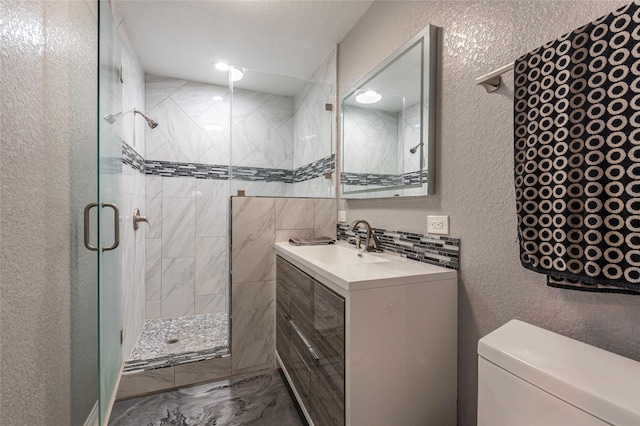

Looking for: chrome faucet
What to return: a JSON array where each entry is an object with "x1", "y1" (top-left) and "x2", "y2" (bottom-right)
[{"x1": 351, "y1": 220, "x2": 380, "y2": 252}]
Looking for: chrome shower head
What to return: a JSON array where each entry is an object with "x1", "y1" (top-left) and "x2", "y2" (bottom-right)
[
  {"x1": 102, "y1": 111, "x2": 122, "y2": 124},
  {"x1": 409, "y1": 142, "x2": 424, "y2": 154},
  {"x1": 134, "y1": 108, "x2": 159, "y2": 129}
]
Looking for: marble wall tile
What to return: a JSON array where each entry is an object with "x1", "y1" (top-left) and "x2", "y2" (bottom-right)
[
  {"x1": 145, "y1": 238, "x2": 162, "y2": 302},
  {"x1": 147, "y1": 97, "x2": 207, "y2": 163},
  {"x1": 116, "y1": 366, "x2": 175, "y2": 400},
  {"x1": 232, "y1": 89, "x2": 294, "y2": 170},
  {"x1": 231, "y1": 197, "x2": 275, "y2": 283},
  {"x1": 118, "y1": 19, "x2": 147, "y2": 361},
  {"x1": 195, "y1": 237, "x2": 227, "y2": 296},
  {"x1": 231, "y1": 280, "x2": 275, "y2": 372},
  {"x1": 293, "y1": 48, "x2": 335, "y2": 170},
  {"x1": 146, "y1": 300, "x2": 162, "y2": 320},
  {"x1": 402, "y1": 102, "x2": 423, "y2": 173},
  {"x1": 174, "y1": 356, "x2": 231, "y2": 387},
  {"x1": 194, "y1": 98, "x2": 231, "y2": 166},
  {"x1": 145, "y1": 74, "x2": 187, "y2": 111},
  {"x1": 145, "y1": 175, "x2": 162, "y2": 239},
  {"x1": 162, "y1": 197, "x2": 195, "y2": 259},
  {"x1": 342, "y1": 105, "x2": 399, "y2": 175},
  {"x1": 314, "y1": 198, "x2": 337, "y2": 238},
  {"x1": 163, "y1": 176, "x2": 195, "y2": 198},
  {"x1": 161, "y1": 258, "x2": 195, "y2": 318},
  {"x1": 292, "y1": 175, "x2": 334, "y2": 198},
  {"x1": 275, "y1": 198, "x2": 314, "y2": 230},
  {"x1": 195, "y1": 294, "x2": 226, "y2": 315},
  {"x1": 171, "y1": 81, "x2": 229, "y2": 119},
  {"x1": 195, "y1": 179, "x2": 228, "y2": 238}
]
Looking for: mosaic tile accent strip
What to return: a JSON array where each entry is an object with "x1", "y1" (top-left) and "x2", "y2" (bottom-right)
[
  {"x1": 403, "y1": 170, "x2": 429, "y2": 185},
  {"x1": 293, "y1": 154, "x2": 335, "y2": 183},
  {"x1": 341, "y1": 170, "x2": 428, "y2": 187},
  {"x1": 125, "y1": 313, "x2": 229, "y2": 372},
  {"x1": 341, "y1": 172, "x2": 403, "y2": 187},
  {"x1": 337, "y1": 223, "x2": 460, "y2": 269},
  {"x1": 232, "y1": 165, "x2": 294, "y2": 183},
  {"x1": 122, "y1": 141, "x2": 145, "y2": 174},
  {"x1": 144, "y1": 155, "x2": 335, "y2": 183},
  {"x1": 145, "y1": 160, "x2": 230, "y2": 179}
]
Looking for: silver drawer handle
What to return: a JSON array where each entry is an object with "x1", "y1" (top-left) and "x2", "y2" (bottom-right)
[{"x1": 290, "y1": 320, "x2": 320, "y2": 361}]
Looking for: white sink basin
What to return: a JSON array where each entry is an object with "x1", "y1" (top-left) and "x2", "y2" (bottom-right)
[{"x1": 291, "y1": 244, "x2": 391, "y2": 266}]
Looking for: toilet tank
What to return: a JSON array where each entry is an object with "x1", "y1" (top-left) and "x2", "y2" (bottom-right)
[{"x1": 477, "y1": 320, "x2": 640, "y2": 426}]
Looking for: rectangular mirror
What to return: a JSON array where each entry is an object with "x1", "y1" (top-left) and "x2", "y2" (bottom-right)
[{"x1": 341, "y1": 25, "x2": 437, "y2": 198}]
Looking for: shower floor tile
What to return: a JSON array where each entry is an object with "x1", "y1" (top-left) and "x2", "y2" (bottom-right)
[
  {"x1": 108, "y1": 369, "x2": 307, "y2": 426},
  {"x1": 125, "y1": 313, "x2": 229, "y2": 372}
]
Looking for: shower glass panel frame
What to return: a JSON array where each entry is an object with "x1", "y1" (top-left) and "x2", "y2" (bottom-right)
[
  {"x1": 228, "y1": 67, "x2": 335, "y2": 199},
  {"x1": 98, "y1": 1, "x2": 123, "y2": 423}
]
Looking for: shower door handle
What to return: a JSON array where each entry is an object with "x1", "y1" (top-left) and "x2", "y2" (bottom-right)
[
  {"x1": 102, "y1": 202, "x2": 120, "y2": 251},
  {"x1": 83, "y1": 202, "x2": 98, "y2": 251},
  {"x1": 83, "y1": 202, "x2": 120, "y2": 251}
]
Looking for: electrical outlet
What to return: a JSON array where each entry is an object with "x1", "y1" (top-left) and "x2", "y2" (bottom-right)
[
  {"x1": 338, "y1": 210, "x2": 347, "y2": 223},
  {"x1": 427, "y1": 215, "x2": 449, "y2": 235}
]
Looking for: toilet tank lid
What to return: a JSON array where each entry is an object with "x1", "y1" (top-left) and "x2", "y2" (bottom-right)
[{"x1": 478, "y1": 320, "x2": 640, "y2": 426}]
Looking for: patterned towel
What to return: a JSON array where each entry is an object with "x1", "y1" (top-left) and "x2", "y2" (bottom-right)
[{"x1": 514, "y1": 2, "x2": 640, "y2": 294}]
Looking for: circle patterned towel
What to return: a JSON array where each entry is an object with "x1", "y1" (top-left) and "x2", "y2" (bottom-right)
[{"x1": 514, "y1": 1, "x2": 640, "y2": 294}]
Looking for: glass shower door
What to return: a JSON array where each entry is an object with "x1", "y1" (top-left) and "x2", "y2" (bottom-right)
[{"x1": 98, "y1": 1, "x2": 123, "y2": 423}]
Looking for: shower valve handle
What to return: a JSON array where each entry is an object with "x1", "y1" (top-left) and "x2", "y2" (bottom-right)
[{"x1": 133, "y1": 208, "x2": 151, "y2": 231}]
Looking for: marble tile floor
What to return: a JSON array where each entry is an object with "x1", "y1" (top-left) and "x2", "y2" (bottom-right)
[
  {"x1": 108, "y1": 369, "x2": 308, "y2": 426},
  {"x1": 125, "y1": 313, "x2": 229, "y2": 372}
]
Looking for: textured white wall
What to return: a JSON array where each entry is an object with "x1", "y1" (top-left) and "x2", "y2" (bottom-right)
[
  {"x1": 338, "y1": 2, "x2": 640, "y2": 425},
  {"x1": 0, "y1": 0, "x2": 97, "y2": 424}
]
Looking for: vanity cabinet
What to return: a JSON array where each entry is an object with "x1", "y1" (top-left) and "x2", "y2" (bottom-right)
[
  {"x1": 276, "y1": 256, "x2": 345, "y2": 426},
  {"x1": 275, "y1": 245, "x2": 457, "y2": 426}
]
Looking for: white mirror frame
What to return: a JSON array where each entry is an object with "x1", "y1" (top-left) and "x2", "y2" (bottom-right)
[{"x1": 340, "y1": 25, "x2": 437, "y2": 198}]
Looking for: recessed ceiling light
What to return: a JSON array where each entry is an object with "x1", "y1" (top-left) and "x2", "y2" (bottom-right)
[
  {"x1": 204, "y1": 124, "x2": 224, "y2": 131},
  {"x1": 355, "y1": 90, "x2": 382, "y2": 104},
  {"x1": 214, "y1": 62, "x2": 230, "y2": 72},
  {"x1": 212, "y1": 96, "x2": 223, "y2": 101}
]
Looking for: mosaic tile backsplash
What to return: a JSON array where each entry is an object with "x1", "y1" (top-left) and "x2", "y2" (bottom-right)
[{"x1": 337, "y1": 223, "x2": 460, "y2": 269}]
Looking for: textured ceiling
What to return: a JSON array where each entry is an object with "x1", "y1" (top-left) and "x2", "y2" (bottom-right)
[{"x1": 115, "y1": 0, "x2": 372, "y2": 90}]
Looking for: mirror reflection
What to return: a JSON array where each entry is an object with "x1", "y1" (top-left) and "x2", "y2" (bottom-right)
[{"x1": 341, "y1": 25, "x2": 436, "y2": 198}]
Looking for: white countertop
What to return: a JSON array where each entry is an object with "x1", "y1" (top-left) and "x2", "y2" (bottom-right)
[{"x1": 275, "y1": 241, "x2": 457, "y2": 292}]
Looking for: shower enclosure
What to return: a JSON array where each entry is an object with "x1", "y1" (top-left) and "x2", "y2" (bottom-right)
[
  {"x1": 127, "y1": 63, "x2": 335, "y2": 371},
  {"x1": 95, "y1": 1, "x2": 334, "y2": 416}
]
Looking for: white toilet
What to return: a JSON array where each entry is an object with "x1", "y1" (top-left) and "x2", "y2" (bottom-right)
[{"x1": 477, "y1": 319, "x2": 640, "y2": 426}]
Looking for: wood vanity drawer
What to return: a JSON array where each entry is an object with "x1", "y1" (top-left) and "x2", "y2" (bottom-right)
[
  {"x1": 312, "y1": 279, "x2": 345, "y2": 366},
  {"x1": 310, "y1": 280, "x2": 345, "y2": 426},
  {"x1": 276, "y1": 257, "x2": 291, "y2": 365},
  {"x1": 311, "y1": 361, "x2": 345, "y2": 426},
  {"x1": 289, "y1": 265, "x2": 313, "y2": 338},
  {"x1": 276, "y1": 256, "x2": 346, "y2": 426},
  {"x1": 276, "y1": 310, "x2": 291, "y2": 366},
  {"x1": 288, "y1": 331, "x2": 311, "y2": 409}
]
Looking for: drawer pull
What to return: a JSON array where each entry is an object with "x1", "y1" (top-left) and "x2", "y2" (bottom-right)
[{"x1": 290, "y1": 320, "x2": 320, "y2": 361}]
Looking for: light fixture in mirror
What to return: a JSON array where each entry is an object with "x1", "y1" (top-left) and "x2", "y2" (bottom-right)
[{"x1": 341, "y1": 25, "x2": 437, "y2": 198}]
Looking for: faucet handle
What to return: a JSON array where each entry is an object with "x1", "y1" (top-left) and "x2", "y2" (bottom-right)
[
  {"x1": 370, "y1": 233, "x2": 380, "y2": 249},
  {"x1": 354, "y1": 236, "x2": 361, "y2": 249}
]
